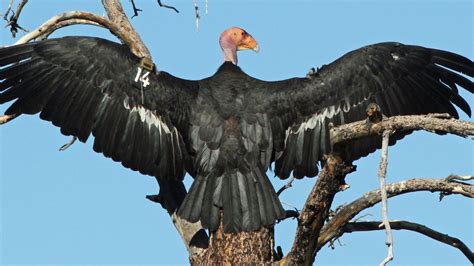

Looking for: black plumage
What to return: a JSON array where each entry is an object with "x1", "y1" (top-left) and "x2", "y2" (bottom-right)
[{"x1": 0, "y1": 37, "x2": 472, "y2": 233}]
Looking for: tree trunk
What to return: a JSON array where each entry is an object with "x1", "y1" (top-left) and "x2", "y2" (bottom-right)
[{"x1": 191, "y1": 222, "x2": 275, "y2": 264}]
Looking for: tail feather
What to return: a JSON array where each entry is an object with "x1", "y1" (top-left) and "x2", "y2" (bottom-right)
[
  {"x1": 177, "y1": 173, "x2": 206, "y2": 223},
  {"x1": 223, "y1": 172, "x2": 242, "y2": 232},
  {"x1": 236, "y1": 171, "x2": 252, "y2": 230},
  {"x1": 188, "y1": 174, "x2": 208, "y2": 222},
  {"x1": 242, "y1": 169, "x2": 261, "y2": 231},
  {"x1": 178, "y1": 167, "x2": 284, "y2": 233}
]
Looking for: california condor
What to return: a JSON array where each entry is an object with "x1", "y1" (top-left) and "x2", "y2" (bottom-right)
[{"x1": 0, "y1": 27, "x2": 472, "y2": 233}]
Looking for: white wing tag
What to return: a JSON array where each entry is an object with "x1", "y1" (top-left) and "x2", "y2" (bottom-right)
[{"x1": 134, "y1": 67, "x2": 151, "y2": 88}]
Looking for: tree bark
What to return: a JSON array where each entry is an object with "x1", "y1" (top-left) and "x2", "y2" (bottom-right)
[
  {"x1": 281, "y1": 154, "x2": 355, "y2": 265},
  {"x1": 192, "y1": 224, "x2": 275, "y2": 264},
  {"x1": 101, "y1": 0, "x2": 151, "y2": 58}
]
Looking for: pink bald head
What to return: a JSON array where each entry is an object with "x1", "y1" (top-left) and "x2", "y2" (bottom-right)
[{"x1": 219, "y1": 27, "x2": 259, "y2": 65}]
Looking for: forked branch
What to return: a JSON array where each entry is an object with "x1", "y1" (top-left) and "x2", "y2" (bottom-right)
[
  {"x1": 317, "y1": 177, "x2": 474, "y2": 251},
  {"x1": 280, "y1": 114, "x2": 473, "y2": 264},
  {"x1": 3, "y1": 0, "x2": 29, "y2": 37}
]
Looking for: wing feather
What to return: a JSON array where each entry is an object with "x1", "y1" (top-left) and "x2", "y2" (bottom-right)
[
  {"x1": 0, "y1": 37, "x2": 195, "y2": 180},
  {"x1": 254, "y1": 42, "x2": 472, "y2": 179}
]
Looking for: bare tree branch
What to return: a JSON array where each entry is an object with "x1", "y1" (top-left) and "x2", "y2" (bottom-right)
[
  {"x1": 172, "y1": 214, "x2": 208, "y2": 258},
  {"x1": 281, "y1": 155, "x2": 355, "y2": 265},
  {"x1": 377, "y1": 130, "x2": 394, "y2": 266},
  {"x1": 157, "y1": 0, "x2": 180, "y2": 13},
  {"x1": 5, "y1": 0, "x2": 29, "y2": 37},
  {"x1": 15, "y1": 11, "x2": 118, "y2": 45},
  {"x1": 278, "y1": 113, "x2": 473, "y2": 264},
  {"x1": 59, "y1": 136, "x2": 78, "y2": 151},
  {"x1": 344, "y1": 221, "x2": 474, "y2": 263},
  {"x1": 193, "y1": 0, "x2": 200, "y2": 31},
  {"x1": 2, "y1": 0, "x2": 14, "y2": 21},
  {"x1": 330, "y1": 114, "x2": 474, "y2": 146},
  {"x1": 129, "y1": 0, "x2": 142, "y2": 18},
  {"x1": 276, "y1": 176, "x2": 295, "y2": 196},
  {"x1": 101, "y1": 0, "x2": 151, "y2": 58},
  {"x1": 316, "y1": 177, "x2": 474, "y2": 252},
  {"x1": 0, "y1": 113, "x2": 18, "y2": 124},
  {"x1": 37, "y1": 19, "x2": 104, "y2": 41}
]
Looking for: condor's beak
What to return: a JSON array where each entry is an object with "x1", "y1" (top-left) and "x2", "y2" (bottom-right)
[
  {"x1": 252, "y1": 44, "x2": 260, "y2": 53},
  {"x1": 237, "y1": 35, "x2": 259, "y2": 53}
]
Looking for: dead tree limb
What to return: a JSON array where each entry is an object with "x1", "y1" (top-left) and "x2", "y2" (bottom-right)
[
  {"x1": 2, "y1": 0, "x2": 14, "y2": 20},
  {"x1": 157, "y1": 0, "x2": 180, "y2": 13},
  {"x1": 377, "y1": 130, "x2": 394, "y2": 266},
  {"x1": 193, "y1": 0, "x2": 200, "y2": 31},
  {"x1": 344, "y1": 221, "x2": 474, "y2": 263},
  {"x1": 316, "y1": 177, "x2": 474, "y2": 251},
  {"x1": 4, "y1": 0, "x2": 29, "y2": 37},
  {"x1": 330, "y1": 114, "x2": 474, "y2": 145},
  {"x1": 15, "y1": 11, "x2": 119, "y2": 45},
  {"x1": 130, "y1": 0, "x2": 142, "y2": 18},
  {"x1": 276, "y1": 176, "x2": 295, "y2": 196},
  {"x1": 34, "y1": 19, "x2": 103, "y2": 41},
  {"x1": 279, "y1": 114, "x2": 472, "y2": 264},
  {"x1": 279, "y1": 114, "x2": 473, "y2": 264},
  {"x1": 281, "y1": 155, "x2": 356, "y2": 265},
  {"x1": 0, "y1": 113, "x2": 18, "y2": 124},
  {"x1": 101, "y1": 0, "x2": 151, "y2": 58}
]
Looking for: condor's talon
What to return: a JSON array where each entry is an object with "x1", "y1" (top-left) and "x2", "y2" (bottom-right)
[
  {"x1": 365, "y1": 103, "x2": 386, "y2": 133},
  {"x1": 59, "y1": 136, "x2": 77, "y2": 151},
  {"x1": 366, "y1": 103, "x2": 384, "y2": 123},
  {"x1": 0, "y1": 114, "x2": 19, "y2": 125}
]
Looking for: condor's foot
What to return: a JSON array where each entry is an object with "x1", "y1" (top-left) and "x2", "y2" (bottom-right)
[
  {"x1": 366, "y1": 103, "x2": 385, "y2": 123},
  {"x1": 0, "y1": 114, "x2": 19, "y2": 125},
  {"x1": 365, "y1": 103, "x2": 387, "y2": 134}
]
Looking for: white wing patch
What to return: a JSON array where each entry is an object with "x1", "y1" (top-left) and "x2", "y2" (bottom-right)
[
  {"x1": 391, "y1": 53, "x2": 400, "y2": 61},
  {"x1": 290, "y1": 94, "x2": 369, "y2": 136},
  {"x1": 123, "y1": 99, "x2": 171, "y2": 134}
]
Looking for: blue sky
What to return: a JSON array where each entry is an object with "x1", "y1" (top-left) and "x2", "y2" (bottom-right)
[{"x1": 0, "y1": 0, "x2": 472, "y2": 265}]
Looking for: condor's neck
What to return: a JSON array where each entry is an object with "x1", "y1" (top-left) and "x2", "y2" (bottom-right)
[
  {"x1": 223, "y1": 48, "x2": 237, "y2": 64},
  {"x1": 220, "y1": 38, "x2": 238, "y2": 65}
]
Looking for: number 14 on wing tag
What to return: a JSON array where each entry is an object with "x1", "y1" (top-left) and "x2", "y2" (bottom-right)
[{"x1": 134, "y1": 67, "x2": 150, "y2": 88}]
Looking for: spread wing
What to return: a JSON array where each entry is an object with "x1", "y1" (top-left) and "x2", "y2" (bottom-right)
[
  {"x1": 0, "y1": 37, "x2": 198, "y2": 180},
  {"x1": 253, "y1": 42, "x2": 473, "y2": 179}
]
